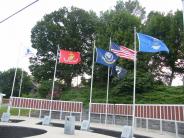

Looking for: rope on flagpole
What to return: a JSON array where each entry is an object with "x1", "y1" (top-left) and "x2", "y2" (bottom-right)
[{"x1": 49, "y1": 45, "x2": 60, "y2": 118}]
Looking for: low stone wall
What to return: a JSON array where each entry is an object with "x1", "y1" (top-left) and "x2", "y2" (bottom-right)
[{"x1": 24, "y1": 109, "x2": 184, "y2": 135}]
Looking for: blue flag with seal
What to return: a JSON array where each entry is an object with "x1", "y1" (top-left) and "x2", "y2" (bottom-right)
[
  {"x1": 96, "y1": 47, "x2": 118, "y2": 67},
  {"x1": 137, "y1": 33, "x2": 169, "y2": 53}
]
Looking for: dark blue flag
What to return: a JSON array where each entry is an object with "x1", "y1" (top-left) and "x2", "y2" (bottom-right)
[
  {"x1": 96, "y1": 47, "x2": 118, "y2": 67},
  {"x1": 137, "y1": 33, "x2": 169, "y2": 53},
  {"x1": 111, "y1": 66, "x2": 127, "y2": 79}
]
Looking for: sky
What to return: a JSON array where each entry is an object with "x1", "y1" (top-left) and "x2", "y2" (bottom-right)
[{"x1": 0, "y1": 0, "x2": 183, "y2": 86}]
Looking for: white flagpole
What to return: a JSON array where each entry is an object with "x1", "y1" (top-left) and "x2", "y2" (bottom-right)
[
  {"x1": 18, "y1": 69, "x2": 24, "y2": 116},
  {"x1": 7, "y1": 45, "x2": 22, "y2": 114},
  {"x1": 132, "y1": 27, "x2": 137, "y2": 137},
  {"x1": 88, "y1": 39, "x2": 96, "y2": 123},
  {"x1": 18, "y1": 69, "x2": 24, "y2": 97},
  {"x1": 105, "y1": 37, "x2": 111, "y2": 125},
  {"x1": 182, "y1": 0, "x2": 184, "y2": 27},
  {"x1": 7, "y1": 67, "x2": 18, "y2": 113},
  {"x1": 49, "y1": 45, "x2": 60, "y2": 118}
]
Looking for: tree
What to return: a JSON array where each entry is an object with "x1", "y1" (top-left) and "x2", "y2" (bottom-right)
[
  {"x1": 0, "y1": 68, "x2": 34, "y2": 97},
  {"x1": 144, "y1": 11, "x2": 184, "y2": 85},
  {"x1": 30, "y1": 7, "x2": 97, "y2": 87},
  {"x1": 82, "y1": 0, "x2": 156, "y2": 96},
  {"x1": 115, "y1": 0, "x2": 146, "y2": 20}
]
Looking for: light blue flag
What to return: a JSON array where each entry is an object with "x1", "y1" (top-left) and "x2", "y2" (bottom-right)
[{"x1": 137, "y1": 33, "x2": 169, "y2": 53}]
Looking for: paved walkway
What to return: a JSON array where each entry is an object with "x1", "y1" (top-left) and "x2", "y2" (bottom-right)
[{"x1": 0, "y1": 116, "x2": 183, "y2": 138}]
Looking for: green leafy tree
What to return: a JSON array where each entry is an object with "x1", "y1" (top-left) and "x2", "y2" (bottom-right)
[
  {"x1": 37, "y1": 80, "x2": 52, "y2": 98},
  {"x1": 144, "y1": 11, "x2": 184, "y2": 85},
  {"x1": 37, "y1": 80, "x2": 64, "y2": 99},
  {"x1": 93, "y1": 0, "x2": 155, "y2": 94},
  {"x1": 30, "y1": 7, "x2": 97, "y2": 87},
  {"x1": 0, "y1": 68, "x2": 34, "y2": 97},
  {"x1": 115, "y1": 0, "x2": 146, "y2": 20}
]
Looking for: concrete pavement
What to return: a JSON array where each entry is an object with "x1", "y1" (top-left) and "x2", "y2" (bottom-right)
[{"x1": 0, "y1": 116, "x2": 183, "y2": 138}]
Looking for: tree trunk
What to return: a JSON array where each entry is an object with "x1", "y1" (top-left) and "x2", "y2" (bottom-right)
[
  {"x1": 65, "y1": 78, "x2": 72, "y2": 87},
  {"x1": 168, "y1": 70, "x2": 174, "y2": 86}
]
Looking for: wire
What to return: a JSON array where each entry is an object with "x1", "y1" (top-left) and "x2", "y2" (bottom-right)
[{"x1": 0, "y1": 0, "x2": 39, "y2": 24}]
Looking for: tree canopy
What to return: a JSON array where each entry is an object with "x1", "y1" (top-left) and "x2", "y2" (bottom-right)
[
  {"x1": 30, "y1": 7, "x2": 97, "y2": 87},
  {"x1": 143, "y1": 11, "x2": 184, "y2": 85},
  {"x1": 0, "y1": 68, "x2": 34, "y2": 97},
  {"x1": 29, "y1": 0, "x2": 184, "y2": 97}
]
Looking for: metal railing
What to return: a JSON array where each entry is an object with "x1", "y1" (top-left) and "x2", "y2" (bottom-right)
[{"x1": 9, "y1": 97, "x2": 83, "y2": 121}]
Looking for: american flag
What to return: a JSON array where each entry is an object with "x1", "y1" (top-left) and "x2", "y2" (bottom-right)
[{"x1": 110, "y1": 42, "x2": 136, "y2": 61}]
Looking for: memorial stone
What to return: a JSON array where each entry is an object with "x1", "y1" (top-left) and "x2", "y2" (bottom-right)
[
  {"x1": 64, "y1": 116, "x2": 75, "y2": 135},
  {"x1": 81, "y1": 120, "x2": 90, "y2": 131},
  {"x1": 42, "y1": 115, "x2": 51, "y2": 125},
  {"x1": 1, "y1": 112, "x2": 10, "y2": 122},
  {"x1": 121, "y1": 125, "x2": 132, "y2": 138}
]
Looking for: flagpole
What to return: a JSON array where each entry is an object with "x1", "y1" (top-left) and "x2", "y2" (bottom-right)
[
  {"x1": 132, "y1": 27, "x2": 137, "y2": 137},
  {"x1": 7, "y1": 45, "x2": 22, "y2": 114},
  {"x1": 18, "y1": 69, "x2": 24, "y2": 97},
  {"x1": 88, "y1": 38, "x2": 96, "y2": 123},
  {"x1": 49, "y1": 45, "x2": 60, "y2": 118},
  {"x1": 7, "y1": 67, "x2": 18, "y2": 114},
  {"x1": 182, "y1": 0, "x2": 184, "y2": 27},
  {"x1": 18, "y1": 69, "x2": 24, "y2": 116},
  {"x1": 105, "y1": 37, "x2": 111, "y2": 125}
]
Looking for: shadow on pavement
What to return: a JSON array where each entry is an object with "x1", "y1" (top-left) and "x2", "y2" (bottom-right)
[
  {"x1": 0, "y1": 125, "x2": 47, "y2": 138},
  {"x1": 37, "y1": 122, "x2": 152, "y2": 138}
]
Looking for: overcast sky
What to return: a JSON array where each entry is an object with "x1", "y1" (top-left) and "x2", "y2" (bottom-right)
[{"x1": 0, "y1": 0, "x2": 183, "y2": 85}]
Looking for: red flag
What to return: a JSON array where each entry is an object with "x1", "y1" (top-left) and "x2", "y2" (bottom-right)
[{"x1": 59, "y1": 50, "x2": 81, "y2": 64}]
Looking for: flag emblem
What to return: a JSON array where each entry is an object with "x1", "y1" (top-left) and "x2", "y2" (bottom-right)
[
  {"x1": 152, "y1": 38, "x2": 161, "y2": 50},
  {"x1": 59, "y1": 50, "x2": 81, "y2": 64},
  {"x1": 111, "y1": 66, "x2": 127, "y2": 79},
  {"x1": 103, "y1": 52, "x2": 116, "y2": 64}
]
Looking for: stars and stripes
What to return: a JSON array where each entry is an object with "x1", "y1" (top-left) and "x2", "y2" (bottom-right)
[{"x1": 110, "y1": 42, "x2": 136, "y2": 61}]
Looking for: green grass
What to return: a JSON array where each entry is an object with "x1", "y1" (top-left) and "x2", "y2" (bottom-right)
[
  {"x1": 0, "y1": 105, "x2": 30, "y2": 116},
  {"x1": 60, "y1": 85, "x2": 184, "y2": 108},
  {"x1": 61, "y1": 87, "x2": 109, "y2": 108},
  {"x1": 136, "y1": 86, "x2": 184, "y2": 104}
]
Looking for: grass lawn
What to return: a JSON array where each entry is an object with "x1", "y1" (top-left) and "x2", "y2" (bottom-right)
[{"x1": 0, "y1": 104, "x2": 30, "y2": 116}]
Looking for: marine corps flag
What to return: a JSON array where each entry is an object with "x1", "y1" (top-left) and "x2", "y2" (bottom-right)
[{"x1": 59, "y1": 50, "x2": 81, "y2": 64}]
